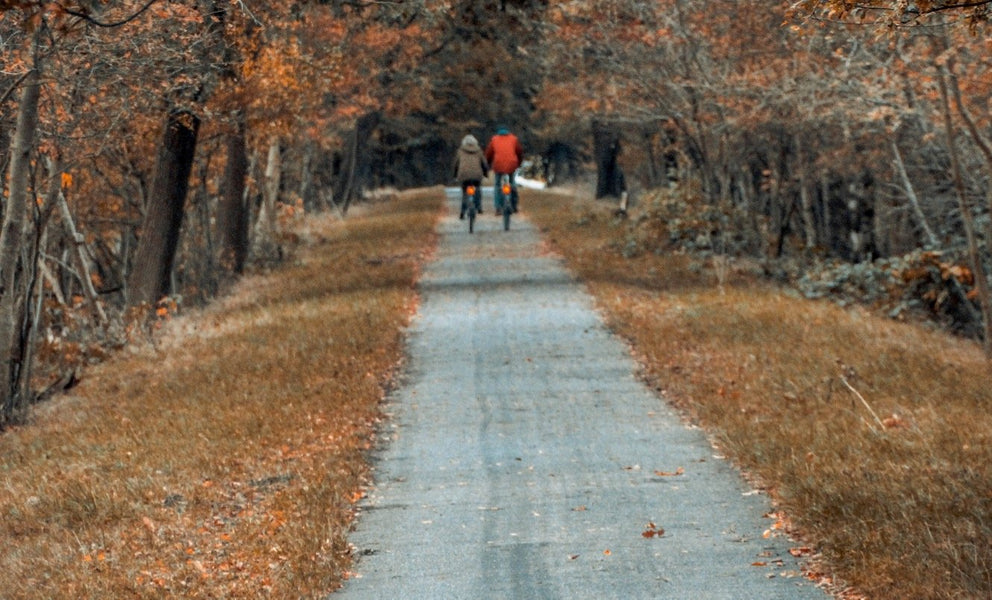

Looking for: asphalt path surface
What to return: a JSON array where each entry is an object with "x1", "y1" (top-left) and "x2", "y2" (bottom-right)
[{"x1": 334, "y1": 188, "x2": 830, "y2": 599}]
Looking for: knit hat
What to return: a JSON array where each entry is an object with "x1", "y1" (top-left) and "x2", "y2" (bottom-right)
[{"x1": 461, "y1": 134, "x2": 480, "y2": 150}]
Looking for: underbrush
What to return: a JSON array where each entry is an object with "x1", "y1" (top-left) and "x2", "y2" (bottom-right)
[
  {"x1": 526, "y1": 189, "x2": 992, "y2": 600},
  {"x1": 621, "y1": 188, "x2": 984, "y2": 339},
  {"x1": 0, "y1": 189, "x2": 441, "y2": 599}
]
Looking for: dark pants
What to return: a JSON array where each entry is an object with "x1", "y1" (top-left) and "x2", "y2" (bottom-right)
[{"x1": 493, "y1": 172, "x2": 518, "y2": 213}]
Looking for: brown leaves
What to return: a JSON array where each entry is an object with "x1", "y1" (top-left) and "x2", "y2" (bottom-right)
[
  {"x1": 882, "y1": 413, "x2": 908, "y2": 429},
  {"x1": 642, "y1": 522, "x2": 665, "y2": 539},
  {"x1": 762, "y1": 513, "x2": 787, "y2": 539}
]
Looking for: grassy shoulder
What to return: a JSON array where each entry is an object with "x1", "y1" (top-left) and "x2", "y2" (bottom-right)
[
  {"x1": 0, "y1": 189, "x2": 442, "y2": 599},
  {"x1": 525, "y1": 188, "x2": 992, "y2": 600}
]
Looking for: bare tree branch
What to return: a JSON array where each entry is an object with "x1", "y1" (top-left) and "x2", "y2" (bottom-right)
[{"x1": 59, "y1": 0, "x2": 160, "y2": 28}]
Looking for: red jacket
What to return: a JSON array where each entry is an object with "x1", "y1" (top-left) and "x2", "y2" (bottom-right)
[{"x1": 485, "y1": 133, "x2": 523, "y2": 175}]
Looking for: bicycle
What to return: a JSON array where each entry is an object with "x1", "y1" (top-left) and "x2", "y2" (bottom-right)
[
  {"x1": 462, "y1": 183, "x2": 481, "y2": 233},
  {"x1": 494, "y1": 173, "x2": 517, "y2": 231}
]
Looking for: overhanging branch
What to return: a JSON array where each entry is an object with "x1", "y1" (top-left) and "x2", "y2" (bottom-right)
[{"x1": 60, "y1": 0, "x2": 159, "y2": 28}]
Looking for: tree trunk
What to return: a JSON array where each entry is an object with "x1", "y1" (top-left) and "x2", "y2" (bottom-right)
[
  {"x1": 818, "y1": 178, "x2": 831, "y2": 251},
  {"x1": 217, "y1": 115, "x2": 250, "y2": 274},
  {"x1": 127, "y1": 109, "x2": 200, "y2": 306},
  {"x1": 945, "y1": 55, "x2": 992, "y2": 249},
  {"x1": 592, "y1": 118, "x2": 626, "y2": 199},
  {"x1": 768, "y1": 164, "x2": 788, "y2": 258},
  {"x1": 0, "y1": 51, "x2": 41, "y2": 425},
  {"x1": 19, "y1": 222, "x2": 47, "y2": 408},
  {"x1": 300, "y1": 140, "x2": 317, "y2": 212},
  {"x1": 47, "y1": 156, "x2": 108, "y2": 325},
  {"x1": 541, "y1": 141, "x2": 579, "y2": 187},
  {"x1": 335, "y1": 111, "x2": 381, "y2": 214},
  {"x1": 937, "y1": 63, "x2": 992, "y2": 357},
  {"x1": 795, "y1": 137, "x2": 817, "y2": 251},
  {"x1": 890, "y1": 136, "x2": 939, "y2": 248},
  {"x1": 642, "y1": 130, "x2": 661, "y2": 188},
  {"x1": 251, "y1": 136, "x2": 282, "y2": 260}
]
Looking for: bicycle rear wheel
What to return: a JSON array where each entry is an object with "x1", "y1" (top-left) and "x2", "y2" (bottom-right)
[{"x1": 495, "y1": 174, "x2": 512, "y2": 231}]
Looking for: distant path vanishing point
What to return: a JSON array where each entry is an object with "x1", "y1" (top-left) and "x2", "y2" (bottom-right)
[{"x1": 334, "y1": 188, "x2": 830, "y2": 599}]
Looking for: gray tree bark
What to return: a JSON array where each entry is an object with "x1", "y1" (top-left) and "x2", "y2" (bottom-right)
[
  {"x1": 937, "y1": 63, "x2": 992, "y2": 357},
  {"x1": 945, "y1": 55, "x2": 992, "y2": 249},
  {"x1": 126, "y1": 109, "x2": 200, "y2": 306},
  {"x1": 334, "y1": 111, "x2": 381, "y2": 214},
  {"x1": 251, "y1": 136, "x2": 282, "y2": 260},
  {"x1": 795, "y1": 136, "x2": 818, "y2": 251},
  {"x1": 890, "y1": 137, "x2": 939, "y2": 249},
  {"x1": 0, "y1": 45, "x2": 41, "y2": 425}
]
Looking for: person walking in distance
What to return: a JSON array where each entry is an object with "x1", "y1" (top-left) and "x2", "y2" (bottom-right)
[
  {"x1": 485, "y1": 126, "x2": 523, "y2": 215},
  {"x1": 452, "y1": 134, "x2": 489, "y2": 220}
]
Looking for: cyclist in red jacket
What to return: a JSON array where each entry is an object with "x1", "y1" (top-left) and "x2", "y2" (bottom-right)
[{"x1": 484, "y1": 126, "x2": 523, "y2": 214}]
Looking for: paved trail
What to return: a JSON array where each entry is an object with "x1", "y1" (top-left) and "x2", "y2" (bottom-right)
[{"x1": 334, "y1": 189, "x2": 829, "y2": 599}]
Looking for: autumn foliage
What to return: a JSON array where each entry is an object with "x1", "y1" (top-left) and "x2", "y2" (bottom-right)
[
  {"x1": 0, "y1": 0, "x2": 437, "y2": 425},
  {"x1": 538, "y1": 0, "x2": 992, "y2": 353},
  {"x1": 1, "y1": 0, "x2": 992, "y2": 597},
  {"x1": 0, "y1": 1, "x2": 988, "y2": 424}
]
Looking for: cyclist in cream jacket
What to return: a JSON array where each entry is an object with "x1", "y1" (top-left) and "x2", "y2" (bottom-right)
[{"x1": 452, "y1": 134, "x2": 489, "y2": 219}]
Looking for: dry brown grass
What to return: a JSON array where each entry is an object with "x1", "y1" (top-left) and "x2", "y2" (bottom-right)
[
  {"x1": 0, "y1": 189, "x2": 442, "y2": 599},
  {"x1": 526, "y1": 189, "x2": 992, "y2": 600}
]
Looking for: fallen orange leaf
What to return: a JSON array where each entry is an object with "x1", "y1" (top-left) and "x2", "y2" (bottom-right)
[{"x1": 642, "y1": 521, "x2": 665, "y2": 538}]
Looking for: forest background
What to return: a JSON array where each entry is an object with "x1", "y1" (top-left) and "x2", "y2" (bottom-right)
[
  {"x1": 0, "y1": 0, "x2": 990, "y2": 422},
  {"x1": 0, "y1": 0, "x2": 991, "y2": 598}
]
